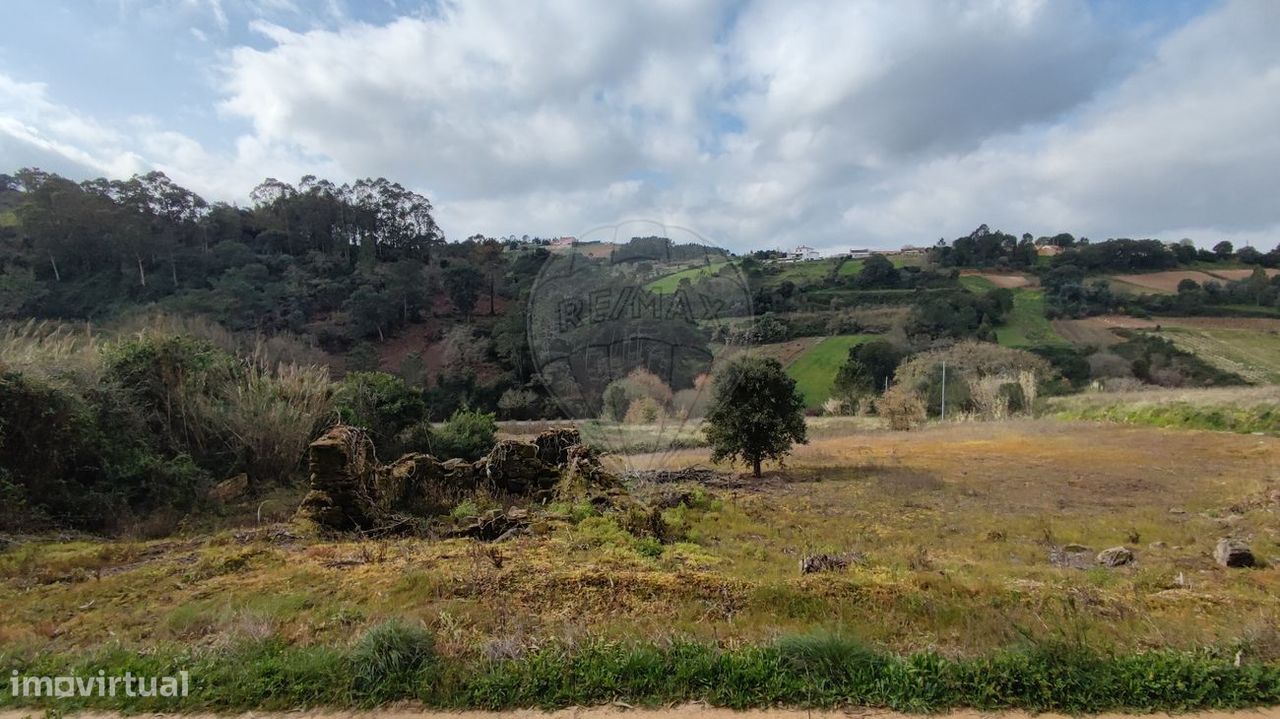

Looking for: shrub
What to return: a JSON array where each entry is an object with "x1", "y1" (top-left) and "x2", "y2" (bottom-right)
[
  {"x1": 624, "y1": 396, "x2": 662, "y2": 424},
  {"x1": 601, "y1": 381, "x2": 629, "y2": 421},
  {"x1": 876, "y1": 384, "x2": 927, "y2": 430},
  {"x1": 430, "y1": 407, "x2": 497, "y2": 461},
  {"x1": 896, "y1": 341, "x2": 1052, "y2": 389},
  {"x1": 0, "y1": 369, "x2": 208, "y2": 531},
  {"x1": 200, "y1": 355, "x2": 332, "y2": 487},
  {"x1": 349, "y1": 620, "x2": 437, "y2": 703},
  {"x1": 833, "y1": 339, "x2": 905, "y2": 402},
  {"x1": 103, "y1": 332, "x2": 238, "y2": 469},
  {"x1": 1087, "y1": 352, "x2": 1133, "y2": 379},
  {"x1": 334, "y1": 372, "x2": 427, "y2": 455}
]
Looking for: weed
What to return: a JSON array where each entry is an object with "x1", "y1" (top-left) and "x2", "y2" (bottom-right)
[{"x1": 348, "y1": 620, "x2": 438, "y2": 704}]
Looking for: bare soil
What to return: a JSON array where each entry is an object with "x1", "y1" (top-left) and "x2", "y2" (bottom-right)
[
  {"x1": 959, "y1": 271, "x2": 1033, "y2": 288},
  {"x1": 1205, "y1": 268, "x2": 1280, "y2": 281},
  {"x1": 1065, "y1": 314, "x2": 1280, "y2": 332},
  {"x1": 1110, "y1": 271, "x2": 1222, "y2": 293}
]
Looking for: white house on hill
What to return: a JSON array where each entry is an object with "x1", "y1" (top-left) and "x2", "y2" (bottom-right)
[{"x1": 792, "y1": 245, "x2": 820, "y2": 261}]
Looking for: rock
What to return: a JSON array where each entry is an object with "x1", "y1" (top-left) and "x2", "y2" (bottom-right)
[
  {"x1": 1149, "y1": 541, "x2": 1167, "y2": 549},
  {"x1": 1049, "y1": 545, "x2": 1094, "y2": 569},
  {"x1": 532, "y1": 427, "x2": 583, "y2": 467},
  {"x1": 800, "y1": 552, "x2": 864, "y2": 574},
  {"x1": 478, "y1": 440, "x2": 559, "y2": 494},
  {"x1": 1214, "y1": 538, "x2": 1255, "y2": 568},
  {"x1": 1096, "y1": 546, "x2": 1135, "y2": 567},
  {"x1": 208, "y1": 473, "x2": 250, "y2": 503},
  {"x1": 448, "y1": 508, "x2": 531, "y2": 541}
]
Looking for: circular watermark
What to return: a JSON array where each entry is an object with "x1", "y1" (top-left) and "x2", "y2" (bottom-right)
[{"x1": 527, "y1": 220, "x2": 753, "y2": 469}]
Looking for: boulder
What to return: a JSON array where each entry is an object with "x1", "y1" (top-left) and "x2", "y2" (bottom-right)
[
  {"x1": 1096, "y1": 546, "x2": 1135, "y2": 567},
  {"x1": 800, "y1": 552, "x2": 863, "y2": 574},
  {"x1": 533, "y1": 427, "x2": 582, "y2": 467},
  {"x1": 208, "y1": 473, "x2": 250, "y2": 503},
  {"x1": 478, "y1": 440, "x2": 560, "y2": 495},
  {"x1": 1049, "y1": 544, "x2": 1093, "y2": 569},
  {"x1": 449, "y1": 508, "x2": 531, "y2": 541},
  {"x1": 1214, "y1": 538, "x2": 1255, "y2": 568}
]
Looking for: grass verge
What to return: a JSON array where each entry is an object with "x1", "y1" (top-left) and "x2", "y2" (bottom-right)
[
  {"x1": 4, "y1": 629, "x2": 1279, "y2": 713},
  {"x1": 1049, "y1": 386, "x2": 1280, "y2": 435}
]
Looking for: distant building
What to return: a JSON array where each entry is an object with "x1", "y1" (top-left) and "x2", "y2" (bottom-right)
[
  {"x1": 550, "y1": 236, "x2": 576, "y2": 247},
  {"x1": 1037, "y1": 245, "x2": 1063, "y2": 257},
  {"x1": 848, "y1": 248, "x2": 872, "y2": 259},
  {"x1": 792, "y1": 245, "x2": 820, "y2": 261},
  {"x1": 899, "y1": 245, "x2": 928, "y2": 256}
]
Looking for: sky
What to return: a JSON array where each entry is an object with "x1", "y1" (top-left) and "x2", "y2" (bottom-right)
[{"x1": 1, "y1": 0, "x2": 1278, "y2": 254}]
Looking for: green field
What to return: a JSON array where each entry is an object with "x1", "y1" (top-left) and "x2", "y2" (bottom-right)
[
  {"x1": 1157, "y1": 326, "x2": 1280, "y2": 383},
  {"x1": 645, "y1": 260, "x2": 732, "y2": 293},
  {"x1": 995, "y1": 289, "x2": 1068, "y2": 348},
  {"x1": 1050, "y1": 385, "x2": 1280, "y2": 435},
  {"x1": 0, "y1": 210, "x2": 16, "y2": 228},
  {"x1": 958, "y1": 275, "x2": 996, "y2": 292},
  {"x1": 785, "y1": 334, "x2": 871, "y2": 407}
]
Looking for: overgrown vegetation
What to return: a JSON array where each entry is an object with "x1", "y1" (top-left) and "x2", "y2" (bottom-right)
[
  {"x1": 1050, "y1": 386, "x2": 1280, "y2": 435},
  {"x1": 0, "y1": 322, "x2": 332, "y2": 531}
]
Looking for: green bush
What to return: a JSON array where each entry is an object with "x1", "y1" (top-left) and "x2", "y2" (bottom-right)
[
  {"x1": 348, "y1": 620, "x2": 437, "y2": 704},
  {"x1": 430, "y1": 407, "x2": 497, "y2": 461},
  {"x1": 334, "y1": 371, "x2": 428, "y2": 455},
  {"x1": 103, "y1": 333, "x2": 238, "y2": 472},
  {"x1": 0, "y1": 369, "x2": 208, "y2": 531}
]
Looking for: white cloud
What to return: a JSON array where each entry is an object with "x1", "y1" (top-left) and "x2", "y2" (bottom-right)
[{"x1": 3, "y1": 0, "x2": 1278, "y2": 253}]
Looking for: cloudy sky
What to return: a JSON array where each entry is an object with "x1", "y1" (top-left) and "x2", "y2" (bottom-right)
[{"x1": 1, "y1": 0, "x2": 1277, "y2": 253}]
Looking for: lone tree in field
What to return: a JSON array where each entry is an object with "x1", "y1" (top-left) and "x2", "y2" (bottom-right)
[{"x1": 704, "y1": 356, "x2": 807, "y2": 477}]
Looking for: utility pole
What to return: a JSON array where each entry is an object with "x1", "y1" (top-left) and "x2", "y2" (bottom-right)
[{"x1": 940, "y1": 361, "x2": 947, "y2": 421}]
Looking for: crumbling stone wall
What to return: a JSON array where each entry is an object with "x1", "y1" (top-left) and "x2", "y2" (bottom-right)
[{"x1": 295, "y1": 426, "x2": 617, "y2": 533}]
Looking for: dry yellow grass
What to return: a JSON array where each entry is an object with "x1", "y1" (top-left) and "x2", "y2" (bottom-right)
[{"x1": 2, "y1": 421, "x2": 1277, "y2": 658}]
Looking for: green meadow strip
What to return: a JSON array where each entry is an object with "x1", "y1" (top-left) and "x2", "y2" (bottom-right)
[{"x1": 3, "y1": 628, "x2": 1279, "y2": 713}]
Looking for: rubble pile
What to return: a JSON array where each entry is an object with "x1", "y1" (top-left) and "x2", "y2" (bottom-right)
[{"x1": 295, "y1": 426, "x2": 620, "y2": 534}]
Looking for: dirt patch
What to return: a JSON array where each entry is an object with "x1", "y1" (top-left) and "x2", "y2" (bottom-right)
[
  {"x1": 1051, "y1": 318, "x2": 1124, "y2": 346},
  {"x1": 1110, "y1": 271, "x2": 1221, "y2": 293},
  {"x1": 717, "y1": 336, "x2": 823, "y2": 368},
  {"x1": 960, "y1": 271, "x2": 1033, "y2": 288},
  {"x1": 1204, "y1": 268, "x2": 1280, "y2": 281},
  {"x1": 1080, "y1": 315, "x2": 1280, "y2": 332}
]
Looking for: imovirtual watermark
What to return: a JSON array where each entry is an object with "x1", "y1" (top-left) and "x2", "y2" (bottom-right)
[{"x1": 9, "y1": 669, "x2": 190, "y2": 699}]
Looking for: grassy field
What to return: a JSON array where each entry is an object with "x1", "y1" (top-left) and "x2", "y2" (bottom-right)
[
  {"x1": 1154, "y1": 327, "x2": 1280, "y2": 384},
  {"x1": 3, "y1": 420, "x2": 1279, "y2": 712},
  {"x1": 785, "y1": 334, "x2": 871, "y2": 407},
  {"x1": 646, "y1": 261, "x2": 732, "y2": 293},
  {"x1": 958, "y1": 274, "x2": 996, "y2": 292},
  {"x1": 995, "y1": 289, "x2": 1068, "y2": 348},
  {"x1": 1049, "y1": 385, "x2": 1280, "y2": 435}
]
